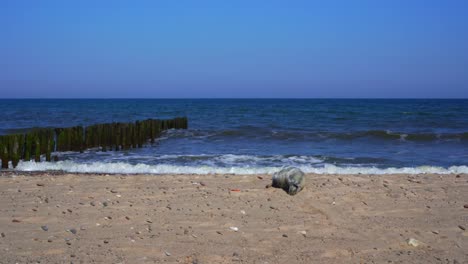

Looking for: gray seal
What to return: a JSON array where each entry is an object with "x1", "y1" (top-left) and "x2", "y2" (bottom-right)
[{"x1": 271, "y1": 167, "x2": 305, "y2": 195}]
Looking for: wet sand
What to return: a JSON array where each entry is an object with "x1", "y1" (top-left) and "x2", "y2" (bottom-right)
[{"x1": 0, "y1": 172, "x2": 467, "y2": 263}]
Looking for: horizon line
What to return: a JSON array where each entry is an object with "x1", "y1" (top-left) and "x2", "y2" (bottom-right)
[{"x1": 0, "y1": 97, "x2": 467, "y2": 100}]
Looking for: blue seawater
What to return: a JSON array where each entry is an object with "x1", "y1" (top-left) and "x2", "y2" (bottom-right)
[{"x1": 1, "y1": 99, "x2": 467, "y2": 174}]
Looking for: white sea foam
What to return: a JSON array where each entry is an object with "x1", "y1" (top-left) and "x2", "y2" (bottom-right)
[{"x1": 13, "y1": 160, "x2": 468, "y2": 175}]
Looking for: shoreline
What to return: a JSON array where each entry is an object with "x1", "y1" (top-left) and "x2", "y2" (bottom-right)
[{"x1": 0, "y1": 173, "x2": 467, "y2": 263}]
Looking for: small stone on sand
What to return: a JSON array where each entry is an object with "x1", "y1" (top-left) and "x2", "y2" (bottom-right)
[{"x1": 407, "y1": 238, "x2": 422, "y2": 247}]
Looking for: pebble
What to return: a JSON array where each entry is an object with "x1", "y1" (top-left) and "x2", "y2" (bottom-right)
[
  {"x1": 299, "y1": 230, "x2": 307, "y2": 237},
  {"x1": 47, "y1": 239, "x2": 53, "y2": 243},
  {"x1": 458, "y1": 225, "x2": 466, "y2": 231},
  {"x1": 464, "y1": 204, "x2": 468, "y2": 209},
  {"x1": 103, "y1": 240, "x2": 109, "y2": 244},
  {"x1": 216, "y1": 231, "x2": 223, "y2": 235},
  {"x1": 431, "y1": 230, "x2": 439, "y2": 235},
  {"x1": 110, "y1": 189, "x2": 118, "y2": 193},
  {"x1": 229, "y1": 227, "x2": 239, "y2": 232},
  {"x1": 282, "y1": 234, "x2": 288, "y2": 238},
  {"x1": 69, "y1": 228, "x2": 77, "y2": 235},
  {"x1": 67, "y1": 209, "x2": 73, "y2": 213},
  {"x1": 90, "y1": 201, "x2": 96, "y2": 206},
  {"x1": 102, "y1": 201, "x2": 108, "y2": 207},
  {"x1": 407, "y1": 238, "x2": 422, "y2": 247},
  {"x1": 1, "y1": 232, "x2": 5, "y2": 238},
  {"x1": 41, "y1": 225, "x2": 48, "y2": 231},
  {"x1": 70, "y1": 254, "x2": 76, "y2": 258},
  {"x1": 164, "y1": 251, "x2": 171, "y2": 256},
  {"x1": 125, "y1": 216, "x2": 130, "y2": 220},
  {"x1": 37, "y1": 183, "x2": 45, "y2": 187},
  {"x1": 12, "y1": 219, "x2": 21, "y2": 223}
]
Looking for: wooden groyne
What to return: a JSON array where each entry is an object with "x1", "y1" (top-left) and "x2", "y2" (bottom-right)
[{"x1": 0, "y1": 117, "x2": 188, "y2": 169}]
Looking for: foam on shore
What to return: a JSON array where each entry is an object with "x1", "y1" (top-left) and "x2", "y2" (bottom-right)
[{"x1": 13, "y1": 160, "x2": 468, "y2": 175}]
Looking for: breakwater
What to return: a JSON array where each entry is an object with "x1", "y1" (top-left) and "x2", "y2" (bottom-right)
[{"x1": 0, "y1": 117, "x2": 187, "y2": 169}]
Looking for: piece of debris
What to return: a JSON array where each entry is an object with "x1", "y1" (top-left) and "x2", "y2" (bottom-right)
[
  {"x1": 229, "y1": 227, "x2": 239, "y2": 232},
  {"x1": 41, "y1": 225, "x2": 48, "y2": 231}
]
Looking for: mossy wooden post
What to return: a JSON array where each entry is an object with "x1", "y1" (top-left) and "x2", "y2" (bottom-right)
[
  {"x1": 85, "y1": 126, "x2": 91, "y2": 149},
  {"x1": 0, "y1": 136, "x2": 9, "y2": 169},
  {"x1": 39, "y1": 129, "x2": 49, "y2": 155},
  {"x1": 77, "y1": 126, "x2": 82, "y2": 152},
  {"x1": 23, "y1": 133, "x2": 34, "y2": 161},
  {"x1": 107, "y1": 124, "x2": 112, "y2": 151},
  {"x1": 55, "y1": 128, "x2": 66, "y2": 152},
  {"x1": 45, "y1": 130, "x2": 54, "y2": 162},
  {"x1": 135, "y1": 121, "x2": 142, "y2": 148},
  {"x1": 109, "y1": 124, "x2": 114, "y2": 151},
  {"x1": 11, "y1": 134, "x2": 24, "y2": 168},
  {"x1": 121, "y1": 124, "x2": 127, "y2": 150},
  {"x1": 129, "y1": 123, "x2": 136, "y2": 149},
  {"x1": 114, "y1": 123, "x2": 121, "y2": 151},
  {"x1": 34, "y1": 134, "x2": 41, "y2": 162},
  {"x1": 98, "y1": 125, "x2": 106, "y2": 152}
]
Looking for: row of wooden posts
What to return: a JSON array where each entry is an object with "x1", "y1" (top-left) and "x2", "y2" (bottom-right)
[{"x1": 0, "y1": 117, "x2": 188, "y2": 169}]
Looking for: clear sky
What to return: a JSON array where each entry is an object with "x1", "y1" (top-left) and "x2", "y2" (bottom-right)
[{"x1": 1, "y1": 0, "x2": 467, "y2": 98}]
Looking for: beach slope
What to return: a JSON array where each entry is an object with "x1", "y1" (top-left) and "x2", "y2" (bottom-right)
[{"x1": 0, "y1": 173, "x2": 467, "y2": 263}]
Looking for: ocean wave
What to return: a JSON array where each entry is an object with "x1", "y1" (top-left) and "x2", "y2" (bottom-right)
[
  {"x1": 13, "y1": 160, "x2": 468, "y2": 175},
  {"x1": 163, "y1": 128, "x2": 468, "y2": 142}
]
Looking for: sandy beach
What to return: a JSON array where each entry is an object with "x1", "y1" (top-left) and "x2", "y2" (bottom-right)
[{"x1": 0, "y1": 172, "x2": 467, "y2": 263}]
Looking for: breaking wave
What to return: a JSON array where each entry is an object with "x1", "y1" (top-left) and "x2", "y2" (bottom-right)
[{"x1": 14, "y1": 160, "x2": 468, "y2": 175}]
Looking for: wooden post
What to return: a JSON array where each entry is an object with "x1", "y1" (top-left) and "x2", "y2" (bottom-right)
[{"x1": 0, "y1": 136, "x2": 9, "y2": 169}]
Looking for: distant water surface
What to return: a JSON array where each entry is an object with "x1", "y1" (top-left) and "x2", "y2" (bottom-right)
[{"x1": 1, "y1": 99, "x2": 467, "y2": 174}]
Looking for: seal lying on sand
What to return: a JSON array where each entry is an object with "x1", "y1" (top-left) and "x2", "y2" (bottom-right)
[{"x1": 271, "y1": 167, "x2": 305, "y2": 195}]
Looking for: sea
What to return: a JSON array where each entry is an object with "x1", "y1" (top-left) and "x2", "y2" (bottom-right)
[{"x1": 1, "y1": 99, "x2": 467, "y2": 175}]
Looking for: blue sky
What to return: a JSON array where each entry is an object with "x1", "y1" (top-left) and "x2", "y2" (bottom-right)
[{"x1": 1, "y1": 0, "x2": 467, "y2": 98}]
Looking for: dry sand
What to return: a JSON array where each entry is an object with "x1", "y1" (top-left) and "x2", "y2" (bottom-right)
[{"x1": 0, "y1": 172, "x2": 467, "y2": 263}]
